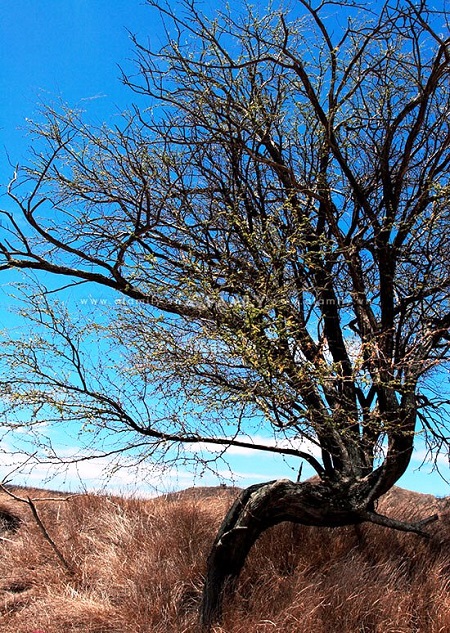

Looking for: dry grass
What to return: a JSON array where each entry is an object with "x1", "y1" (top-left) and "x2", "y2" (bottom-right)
[{"x1": 0, "y1": 485, "x2": 449, "y2": 632}]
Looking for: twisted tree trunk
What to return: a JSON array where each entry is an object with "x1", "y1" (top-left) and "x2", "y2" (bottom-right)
[
  {"x1": 201, "y1": 478, "x2": 364, "y2": 629},
  {"x1": 200, "y1": 477, "x2": 438, "y2": 631}
]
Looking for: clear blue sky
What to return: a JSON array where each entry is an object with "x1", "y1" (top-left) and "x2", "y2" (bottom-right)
[
  {"x1": 0, "y1": 1, "x2": 449, "y2": 497},
  {"x1": 0, "y1": 1, "x2": 155, "y2": 156}
]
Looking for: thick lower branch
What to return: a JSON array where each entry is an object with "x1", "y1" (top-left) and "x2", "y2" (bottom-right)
[{"x1": 360, "y1": 510, "x2": 438, "y2": 537}]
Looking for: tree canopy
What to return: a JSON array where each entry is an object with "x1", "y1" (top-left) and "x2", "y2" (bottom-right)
[{"x1": 1, "y1": 0, "x2": 450, "y2": 626}]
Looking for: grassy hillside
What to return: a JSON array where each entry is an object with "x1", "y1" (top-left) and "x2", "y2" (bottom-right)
[{"x1": 0, "y1": 484, "x2": 449, "y2": 632}]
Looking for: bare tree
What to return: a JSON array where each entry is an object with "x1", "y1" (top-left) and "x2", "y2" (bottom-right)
[{"x1": 1, "y1": 0, "x2": 450, "y2": 628}]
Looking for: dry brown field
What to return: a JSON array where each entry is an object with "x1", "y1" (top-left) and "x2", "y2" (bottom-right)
[{"x1": 0, "y1": 484, "x2": 449, "y2": 632}]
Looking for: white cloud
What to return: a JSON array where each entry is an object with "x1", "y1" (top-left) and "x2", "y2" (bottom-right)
[
  {"x1": 0, "y1": 441, "x2": 187, "y2": 497},
  {"x1": 0, "y1": 425, "x2": 325, "y2": 498},
  {"x1": 410, "y1": 447, "x2": 449, "y2": 468}
]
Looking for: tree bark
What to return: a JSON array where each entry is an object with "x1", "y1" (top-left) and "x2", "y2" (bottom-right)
[
  {"x1": 200, "y1": 478, "x2": 365, "y2": 631},
  {"x1": 200, "y1": 476, "x2": 438, "y2": 631}
]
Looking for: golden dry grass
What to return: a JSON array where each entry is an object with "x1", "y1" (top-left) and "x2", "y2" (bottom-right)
[{"x1": 0, "y1": 485, "x2": 449, "y2": 632}]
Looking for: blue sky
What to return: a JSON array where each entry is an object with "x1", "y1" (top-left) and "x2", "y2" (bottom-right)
[
  {"x1": 0, "y1": 1, "x2": 449, "y2": 497},
  {"x1": 1, "y1": 1, "x2": 152, "y2": 152}
]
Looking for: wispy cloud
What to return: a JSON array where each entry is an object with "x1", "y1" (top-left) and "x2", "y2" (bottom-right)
[
  {"x1": 410, "y1": 447, "x2": 449, "y2": 468},
  {"x1": 0, "y1": 441, "x2": 185, "y2": 496},
  {"x1": 2, "y1": 433, "x2": 446, "y2": 498}
]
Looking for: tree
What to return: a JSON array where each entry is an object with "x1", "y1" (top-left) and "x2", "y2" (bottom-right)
[{"x1": 1, "y1": 0, "x2": 450, "y2": 628}]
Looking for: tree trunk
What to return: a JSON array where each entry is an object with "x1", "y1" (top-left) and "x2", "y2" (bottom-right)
[
  {"x1": 200, "y1": 478, "x2": 365, "y2": 631},
  {"x1": 200, "y1": 474, "x2": 438, "y2": 631}
]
